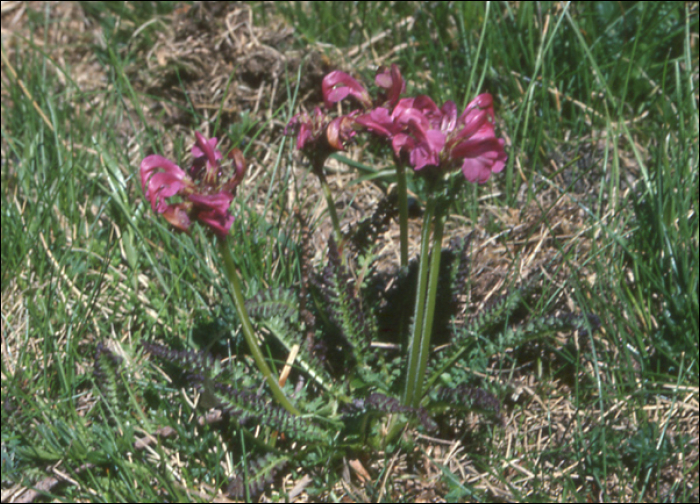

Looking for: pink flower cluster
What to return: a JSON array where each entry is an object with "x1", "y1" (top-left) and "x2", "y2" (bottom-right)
[
  {"x1": 357, "y1": 92, "x2": 507, "y2": 183},
  {"x1": 140, "y1": 132, "x2": 246, "y2": 237},
  {"x1": 287, "y1": 64, "x2": 507, "y2": 183},
  {"x1": 285, "y1": 107, "x2": 360, "y2": 168}
]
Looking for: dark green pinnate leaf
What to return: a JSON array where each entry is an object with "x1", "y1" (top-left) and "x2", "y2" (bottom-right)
[
  {"x1": 362, "y1": 392, "x2": 437, "y2": 431},
  {"x1": 205, "y1": 380, "x2": 329, "y2": 444},
  {"x1": 226, "y1": 453, "x2": 290, "y2": 500},
  {"x1": 245, "y1": 287, "x2": 299, "y2": 322},
  {"x1": 311, "y1": 236, "x2": 374, "y2": 370},
  {"x1": 141, "y1": 342, "x2": 220, "y2": 376},
  {"x1": 433, "y1": 385, "x2": 501, "y2": 420},
  {"x1": 93, "y1": 342, "x2": 125, "y2": 421}
]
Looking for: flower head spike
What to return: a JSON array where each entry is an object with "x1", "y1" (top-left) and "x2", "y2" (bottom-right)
[
  {"x1": 285, "y1": 107, "x2": 360, "y2": 170},
  {"x1": 289, "y1": 65, "x2": 410, "y2": 171},
  {"x1": 285, "y1": 108, "x2": 327, "y2": 152},
  {"x1": 140, "y1": 131, "x2": 246, "y2": 238},
  {"x1": 359, "y1": 91, "x2": 506, "y2": 183}
]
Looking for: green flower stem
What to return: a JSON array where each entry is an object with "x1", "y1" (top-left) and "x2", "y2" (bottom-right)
[
  {"x1": 314, "y1": 165, "x2": 343, "y2": 244},
  {"x1": 394, "y1": 158, "x2": 410, "y2": 364},
  {"x1": 401, "y1": 187, "x2": 437, "y2": 407},
  {"x1": 411, "y1": 197, "x2": 446, "y2": 408},
  {"x1": 395, "y1": 159, "x2": 409, "y2": 268},
  {"x1": 219, "y1": 238, "x2": 301, "y2": 416}
]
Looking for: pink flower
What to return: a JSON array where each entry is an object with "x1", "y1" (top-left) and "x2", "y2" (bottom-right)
[
  {"x1": 357, "y1": 96, "x2": 444, "y2": 169},
  {"x1": 284, "y1": 107, "x2": 359, "y2": 169},
  {"x1": 323, "y1": 64, "x2": 405, "y2": 111},
  {"x1": 190, "y1": 131, "x2": 223, "y2": 183},
  {"x1": 140, "y1": 155, "x2": 191, "y2": 213},
  {"x1": 188, "y1": 192, "x2": 235, "y2": 237},
  {"x1": 325, "y1": 113, "x2": 360, "y2": 151},
  {"x1": 322, "y1": 71, "x2": 372, "y2": 109},
  {"x1": 358, "y1": 93, "x2": 506, "y2": 183},
  {"x1": 140, "y1": 132, "x2": 246, "y2": 237},
  {"x1": 446, "y1": 94, "x2": 507, "y2": 183},
  {"x1": 387, "y1": 102, "x2": 445, "y2": 170},
  {"x1": 374, "y1": 64, "x2": 405, "y2": 108},
  {"x1": 287, "y1": 65, "x2": 407, "y2": 169},
  {"x1": 285, "y1": 108, "x2": 329, "y2": 152},
  {"x1": 355, "y1": 106, "x2": 395, "y2": 137}
]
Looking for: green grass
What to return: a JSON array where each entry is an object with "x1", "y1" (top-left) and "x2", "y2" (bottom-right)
[{"x1": 2, "y1": 1, "x2": 698, "y2": 502}]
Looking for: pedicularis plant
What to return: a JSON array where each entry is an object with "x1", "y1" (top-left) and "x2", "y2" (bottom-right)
[{"x1": 116, "y1": 65, "x2": 597, "y2": 498}]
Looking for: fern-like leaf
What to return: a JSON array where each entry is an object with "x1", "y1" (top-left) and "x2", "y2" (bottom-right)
[
  {"x1": 494, "y1": 311, "x2": 601, "y2": 353},
  {"x1": 93, "y1": 342, "x2": 124, "y2": 422},
  {"x1": 226, "y1": 453, "x2": 289, "y2": 500},
  {"x1": 348, "y1": 191, "x2": 398, "y2": 254},
  {"x1": 259, "y1": 316, "x2": 336, "y2": 393},
  {"x1": 359, "y1": 392, "x2": 437, "y2": 432},
  {"x1": 449, "y1": 233, "x2": 474, "y2": 304},
  {"x1": 432, "y1": 384, "x2": 501, "y2": 421},
  {"x1": 202, "y1": 379, "x2": 329, "y2": 444},
  {"x1": 245, "y1": 287, "x2": 299, "y2": 322},
  {"x1": 459, "y1": 277, "x2": 538, "y2": 341},
  {"x1": 140, "y1": 341, "x2": 230, "y2": 410},
  {"x1": 311, "y1": 236, "x2": 374, "y2": 372},
  {"x1": 141, "y1": 342, "x2": 220, "y2": 377},
  {"x1": 143, "y1": 341, "x2": 329, "y2": 442}
]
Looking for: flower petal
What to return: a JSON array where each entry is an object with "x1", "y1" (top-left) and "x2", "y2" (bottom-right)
[
  {"x1": 356, "y1": 107, "x2": 396, "y2": 137},
  {"x1": 162, "y1": 203, "x2": 192, "y2": 233},
  {"x1": 407, "y1": 120, "x2": 444, "y2": 171},
  {"x1": 195, "y1": 208, "x2": 235, "y2": 238},
  {"x1": 375, "y1": 64, "x2": 405, "y2": 107},
  {"x1": 193, "y1": 132, "x2": 222, "y2": 166},
  {"x1": 452, "y1": 109, "x2": 491, "y2": 143},
  {"x1": 228, "y1": 147, "x2": 247, "y2": 185},
  {"x1": 147, "y1": 172, "x2": 188, "y2": 212},
  {"x1": 188, "y1": 191, "x2": 234, "y2": 214},
  {"x1": 187, "y1": 191, "x2": 235, "y2": 237},
  {"x1": 140, "y1": 155, "x2": 186, "y2": 195},
  {"x1": 322, "y1": 71, "x2": 372, "y2": 109},
  {"x1": 457, "y1": 138, "x2": 507, "y2": 183},
  {"x1": 392, "y1": 97, "x2": 417, "y2": 118},
  {"x1": 439, "y1": 101, "x2": 458, "y2": 133},
  {"x1": 286, "y1": 108, "x2": 328, "y2": 151},
  {"x1": 463, "y1": 93, "x2": 494, "y2": 116},
  {"x1": 412, "y1": 95, "x2": 440, "y2": 115}
]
